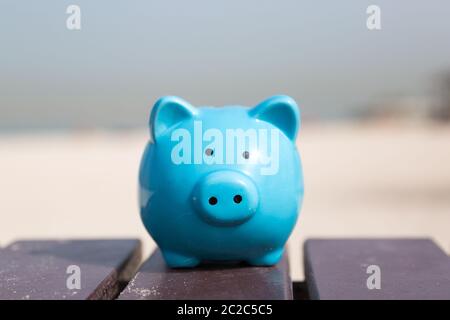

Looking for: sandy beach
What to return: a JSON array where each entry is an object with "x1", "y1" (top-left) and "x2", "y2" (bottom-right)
[{"x1": 1, "y1": 121, "x2": 449, "y2": 280}]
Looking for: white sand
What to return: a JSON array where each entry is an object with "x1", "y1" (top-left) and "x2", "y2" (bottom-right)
[{"x1": 1, "y1": 121, "x2": 449, "y2": 280}]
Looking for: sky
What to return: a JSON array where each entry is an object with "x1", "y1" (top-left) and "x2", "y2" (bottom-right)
[{"x1": 1, "y1": 0, "x2": 450, "y2": 130}]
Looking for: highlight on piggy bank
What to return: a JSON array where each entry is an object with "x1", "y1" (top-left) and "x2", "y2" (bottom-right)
[{"x1": 139, "y1": 96, "x2": 304, "y2": 268}]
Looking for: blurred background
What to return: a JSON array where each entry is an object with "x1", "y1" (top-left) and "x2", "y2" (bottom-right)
[{"x1": 1, "y1": 0, "x2": 449, "y2": 280}]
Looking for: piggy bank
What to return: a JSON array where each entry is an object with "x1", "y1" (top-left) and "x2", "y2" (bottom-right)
[{"x1": 139, "y1": 95, "x2": 304, "y2": 267}]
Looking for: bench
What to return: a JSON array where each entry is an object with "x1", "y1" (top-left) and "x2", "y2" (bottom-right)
[
  {"x1": 0, "y1": 239, "x2": 141, "y2": 299},
  {"x1": 0, "y1": 238, "x2": 448, "y2": 299},
  {"x1": 304, "y1": 238, "x2": 450, "y2": 300}
]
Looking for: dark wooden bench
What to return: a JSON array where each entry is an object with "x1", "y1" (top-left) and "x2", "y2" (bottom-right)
[
  {"x1": 118, "y1": 249, "x2": 293, "y2": 300},
  {"x1": 1, "y1": 238, "x2": 448, "y2": 299},
  {"x1": 0, "y1": 239, "x2": 141, "y2": 299},
  {"x1": 304, "y1": 238, "x2": 450, "y2": 300}
]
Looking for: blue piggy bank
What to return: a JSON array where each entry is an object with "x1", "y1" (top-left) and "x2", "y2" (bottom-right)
[{"x1": 139, "y1": 95, "x2": 304, "y2": 267}]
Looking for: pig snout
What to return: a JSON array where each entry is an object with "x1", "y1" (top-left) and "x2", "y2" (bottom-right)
[{"x1": 192, "y1": 171, "x2": 259, "y2": 226}]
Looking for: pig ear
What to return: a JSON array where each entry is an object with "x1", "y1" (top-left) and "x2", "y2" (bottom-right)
[
  {"x1": 249, "y1": 95, "x2": 300, "y2": 141},
  {"x1": 149, "y1": 96, "x2": 196, "y2": 142}
]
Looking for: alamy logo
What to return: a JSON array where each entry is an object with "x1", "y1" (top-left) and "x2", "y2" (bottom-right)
[
  {"x1": 171, "y1": 121, "x2": 280, "y2": 176},
  {"x1": 366, "y1": 5, "x2": 381, "y2": 30},
  {"x1": 366, "y1": 265, "x2": 381, "y2": 290},
  {"x1": 66, "y1": 265, "x2": 81, "y2": 290},
  {"x1": 66, "y1": 5, "x2": 81, "y2": 30}
]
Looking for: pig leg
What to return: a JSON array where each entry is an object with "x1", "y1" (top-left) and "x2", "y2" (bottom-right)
[
  {"x1": 246, "y1": 247, "x2": 284, "y2": 266},
  {"x1": 161, "y1": 249, "x2": 200, "y2": 268}
]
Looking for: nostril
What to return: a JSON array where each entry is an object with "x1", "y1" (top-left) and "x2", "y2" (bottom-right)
[
  {"x1": 233, "y1": 195, "x2": 242, "y2": 204},
  {"x1": 208, "y1": 196, "x2": 218, "y2": 205}
]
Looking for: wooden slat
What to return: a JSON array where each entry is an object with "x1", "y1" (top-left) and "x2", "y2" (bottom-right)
[
  {"x1": 304, "y1": 238, "x2": 450, "y2": 300},
  {"x1": 119, "y1": 249, "x2": 292, "y2": 300},
  {"x1": 0, "y1": 239, "x2": 141, "y2": 300}
]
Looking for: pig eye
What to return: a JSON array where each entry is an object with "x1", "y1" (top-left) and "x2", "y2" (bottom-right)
[
  {"x1": 205, "y1": 148, "x2": 214, "y2": 156},
  {"x1": 242, "y1": 151, "x2": 250, "y2": 159}
]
